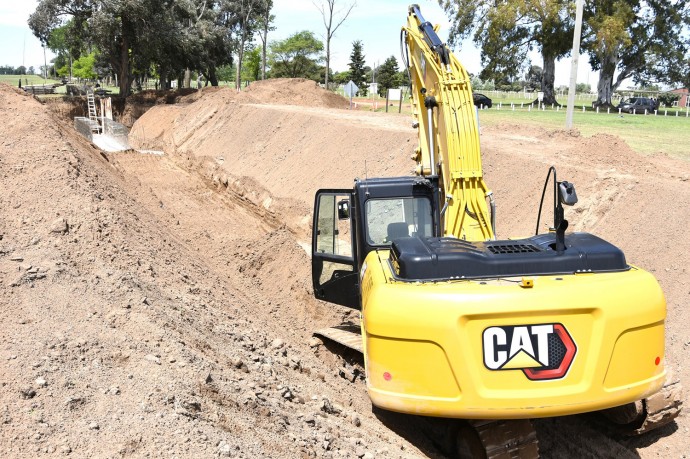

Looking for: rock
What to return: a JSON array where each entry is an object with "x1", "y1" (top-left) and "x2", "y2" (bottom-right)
[
  {"x1": 352, "y1": 415, "x2": 361, "y2": 427},
  {"x1": 65, "y1": 396, "x2": 84, "y2": 408},
  {"x1": 60, "y1": 444, "x2": 71, "y2": 454},
  {"x1": 320, "y1": 398, "x2": 339, "y2": 415},
  {"x1": 20, "y1": 387, "x2": 36, "y2": 399},
  {"x1": 271, "y1": 338, "x2": 285, "y2": 349},
  {"x1": 308, "y1": 337, "x2": 322, "y2": 348},
  {"x1": 89, "y1": 422, "x2": 99, "y2": 430},
  {"x1": 144, "y1": 354, "x2": 161, "y2": 365},
  {"x1": 362, "y1": 453, "x2": 374, "y2": 459},
  {"x1": 35, "y1": 377, "x2": 47, "y2": 388},
  {"x1": 217, "y1": 440, "x2": 232, "y2": 457},
  {"x1": 50, "y1": 217, "x2": 68, "y2": 234},
  {"x1": 175, "y1": 399, "x2": 201, "y2": 418}
]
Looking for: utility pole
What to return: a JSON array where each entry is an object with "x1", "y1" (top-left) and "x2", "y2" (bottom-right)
[{"x1": 565, "y1": 0, "x2": 584, "y2": 129}]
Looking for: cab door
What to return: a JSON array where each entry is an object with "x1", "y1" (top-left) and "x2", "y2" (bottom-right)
[{"x1": 312, "y1": 190, "x2": 359, "y2": 309}]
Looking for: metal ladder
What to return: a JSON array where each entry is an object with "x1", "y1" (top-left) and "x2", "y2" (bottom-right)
[{"x1": 86, "y1": 90, "x2": 101, "y2": 133}]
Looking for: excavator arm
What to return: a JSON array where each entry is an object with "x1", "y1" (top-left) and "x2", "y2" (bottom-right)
[{"x1": 403, "y1": 4, "x2": 494, "y2": 241}]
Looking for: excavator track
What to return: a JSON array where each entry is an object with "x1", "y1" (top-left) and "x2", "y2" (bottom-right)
[
  {"x1": 602, "y1": 377, "x2": 683, "y2": 435},
  {"x1": 460, "y1": 420, "x2": 539, "y2": 459},
  {"x1": 313, "y1": 325, "x2": 362, "y2": 353}
]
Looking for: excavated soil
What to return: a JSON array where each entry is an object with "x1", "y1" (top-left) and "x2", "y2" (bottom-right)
[{"x1": 1, "y1": 80, "x2": 688, "y2": 458}]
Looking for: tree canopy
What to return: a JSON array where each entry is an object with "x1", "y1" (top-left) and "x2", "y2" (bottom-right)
[
  {"x1": 440, "y1": 0, "x2": 689, "y2": 106},
  {"x1": 268, "y1": 31, "x2": 323, "y2": 79},
  {"x1": 376, "y1": 56, "x2": 401, "y2": 97},
  {"x1": 583, "y1": 0, "x2": 689, "y2": 106},
  {"x1": 28, "y1": 0, "x2": 271, "y2": 96},
  {"x1": 348, "y1": 40, "x2": 367, "y2": 96},
  {"x1": 441, "y1": 0, "x2": 573, "y2": 104}
]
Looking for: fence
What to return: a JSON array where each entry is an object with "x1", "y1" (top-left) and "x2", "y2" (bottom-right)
[{"x1": 478, "y1": 101, "x2": 690, "y2": 118}]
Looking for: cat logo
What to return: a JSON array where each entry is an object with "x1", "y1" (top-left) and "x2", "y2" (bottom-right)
[{"x1": 482, "y1": 323, "x2": 577, "y2": 381}]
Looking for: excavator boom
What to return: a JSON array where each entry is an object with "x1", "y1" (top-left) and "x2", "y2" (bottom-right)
[{"x1": 403, "y1": 5, "x2": 494, "y2": 241}]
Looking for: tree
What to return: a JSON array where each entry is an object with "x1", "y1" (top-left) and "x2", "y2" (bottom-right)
[
  {"x1": 269, "y1": 31, "x2": 323, "y2": 79},
  {"x1": 314, "y1": 0, "x2": 356, "y2": 88},
  {"x1": 332, "y1": 70, "x2": 350, "y2": 85},
  {"x1": 576, "y1": 83, "x2": 591, "y2": 93},
  {"x1": 221, "y1": 0, "x2": 266, "y2": 90},
  {"x1": 440, "y1": 0, "x2": 573, "y2": 105},
  {"x1": 216, "y1": 64, "x2": 235, "y2": 84},
  {"x1": 72, "y1": 52, "x2": 97, "y2": 79},
  {"x1": 348, "y1": 40, "x2": 367, "y2": 96},
  {"x1": 242, "y1": 47, "x2": 261, "y2": 82},
  {"x1": 376, "y1": 56, "x2": 401, "y2": 96},
  {"x1": 29, "y1": 0, "x2": 238, "y2": 95},
  {"x1": 582, "y1": 0, "x2": 689, "y2": 107},
  {"x1": 257, "y1": 0, "x2": 275, "y2": 80},
  {"x1": 525, "y1": 65, "x2": 543, "y2": 91},
  {"x1": 658, "y1": 92, "x2": 680, "y2": 108}
]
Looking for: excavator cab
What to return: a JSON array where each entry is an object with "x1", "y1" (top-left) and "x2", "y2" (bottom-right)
[{"x1": 312, "y1": 176, "x2": 440, "y2": 309}]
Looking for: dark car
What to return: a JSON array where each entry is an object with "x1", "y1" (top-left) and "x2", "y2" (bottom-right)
[
  {"x1": 617, "y1": 97, "x2": 656, "y2": 114},
  {"x1": 473, "y1": 93, "x2": 492, "y2": 109}
]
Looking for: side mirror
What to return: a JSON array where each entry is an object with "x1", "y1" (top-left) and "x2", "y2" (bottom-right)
[
  {"x1": 558, "y1": 181, "x2": 578, "y2": 206},
  {"x1": 337, "y1": 199, "x2": 350, "y2": 220}
]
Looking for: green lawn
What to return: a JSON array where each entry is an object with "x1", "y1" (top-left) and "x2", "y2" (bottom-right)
[
  {"x1": 477, "y1": 107, "x2": 690, "y2": 159},
  {"x1": 0, "y1": 74, "x2": 61, "y2": 87}
]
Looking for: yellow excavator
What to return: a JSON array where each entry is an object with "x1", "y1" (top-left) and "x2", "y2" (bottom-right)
[{"x1": 311, "y1": 5, "x2": 682, "y2": 457}]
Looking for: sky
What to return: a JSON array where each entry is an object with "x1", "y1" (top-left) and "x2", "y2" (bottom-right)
[
  {"x1": 0, "y1": 0, "x2": 599, "y2": 87},
  {"x1": 0, "y1": 0, "x2": 54, "y2": 71},
  {"x1": 272, "y1": 0, "x2": 600, "y2": 87}
]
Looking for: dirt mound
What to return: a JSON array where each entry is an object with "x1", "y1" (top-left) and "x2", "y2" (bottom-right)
[
  {"x1": 0, "y1": 82, "x2": 429, "y2": 458},
  {"x1": 241, "y1": 78, "x2": 349, "y2": 108},
  {"x1": 3, "y1": 79, "x2": 690, "y2": 458}
]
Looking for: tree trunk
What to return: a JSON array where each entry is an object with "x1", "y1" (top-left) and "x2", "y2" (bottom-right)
[
  {"x1": 261, "y1": 25, "x2": 268, "y2": 80},
  {"x1": 184, "y1": 68, "x2": 191, "y2": 88},
  {"x1": 235, "y1": 44, "x2": 245, "y2": 90},
  {"x1": 208, "y1": 67, "x2": 219, "y2": 86},
  {"x1": 119, "y1": 31, "x2": 130, "y2": 97},
  {"x1": 261, "y1": 15, "x2": 271, "y2": 80},
  {"x1": 325, "y1": 36, "x2": 330, "y2": 87},
  {"x1": 541, "y1": 52, "x2": 558, "y2": 105},
  {"x1": 595, "y1": 52, "x2": 619, "y2": 107},
  {"x1": 159, "y1": 64, "x2": 167, "y2": 90}
]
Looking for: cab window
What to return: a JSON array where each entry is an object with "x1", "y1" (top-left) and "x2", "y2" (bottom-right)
[{"x1": 365, "y1": 197, "x2": 432, "y2": 245}]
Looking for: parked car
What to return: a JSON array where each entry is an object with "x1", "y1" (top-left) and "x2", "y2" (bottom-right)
[
  {"x1": 473, "y1": 93, "x2": 492, "y2": 109},
  {"x1": 617, "y1": 97, "x2": 656, "y2": 114}
]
